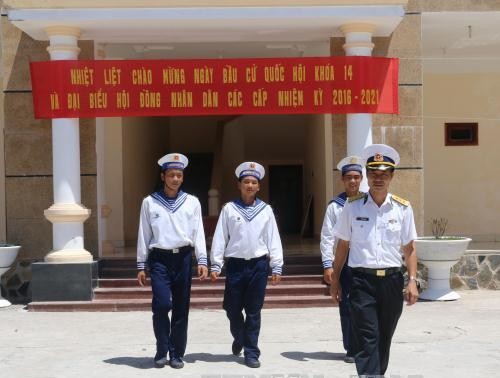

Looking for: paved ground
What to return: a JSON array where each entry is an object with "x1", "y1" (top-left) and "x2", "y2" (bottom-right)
[{"x1": 1, "y1": 290, "x2": 499, "y2": 378}]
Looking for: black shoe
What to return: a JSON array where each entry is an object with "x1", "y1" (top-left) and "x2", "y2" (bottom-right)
[
  {"x1": 232, "y1": 340, "x2": 243, "y2": 356},
  {"x1": 245, "y1": 357, "x2": 261, "y2": 368},
  {"x1": 154, "y1": 356, "x2": 168, "y2": 368},
  {"x1": 169, "y1": 357, "x2": 184, "y2": 369},
  {"x1": 344, "y1": 354, "x2": 355, "y2": 363}
]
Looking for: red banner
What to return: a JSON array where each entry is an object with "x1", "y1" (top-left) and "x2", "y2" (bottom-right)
[{"x1": 30, "y1": 56, "x2": 398, "y2": 119}]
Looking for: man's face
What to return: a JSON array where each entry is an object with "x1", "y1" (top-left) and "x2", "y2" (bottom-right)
[
  {"x1": 342, "y1": 170, "x2": 362, "y2": 194},
  {"x1": 238, "y1": 176, "x2": 260, "y2": 197},
  {"x1": 161, "y1": 169, "x2": 184, "y2": 191},
  {"x1": 367, "y1": 169, "x2": 393, "y2": 193}
]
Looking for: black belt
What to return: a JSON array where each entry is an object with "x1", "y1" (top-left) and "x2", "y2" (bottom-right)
[
  {"x1": 151, "y1": 246, "x2": 192, "y2": 254},
  {"x1": 228, "y1": 255, "x2": 267, "y2": 262},
  {"x1": 351, "y1": 267, "x2": 400, "y2": 277}
]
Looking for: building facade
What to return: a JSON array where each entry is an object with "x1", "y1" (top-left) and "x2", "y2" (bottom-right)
[{"x1": 1, "y1": 0, "x2": 499, "y2": 302}]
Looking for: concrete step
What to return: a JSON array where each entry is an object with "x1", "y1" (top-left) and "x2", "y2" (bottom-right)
[
  {"x1": 93, "y1": 283, "x2": 329, "y2": 300},
  {"x1": 99, "y1": 265, "x2": 323, "y2": 278},
  {"x1": 97, "y1": 274, "x2": 324, "y2": 288},
  {"x1": 28, "y1": 295, "x2": 333, "y2": 312},
  {"x1": 98, "y1": 255, "x2": 324, "y2": 278},
  {"x1": 27, "y1": 273, "x2": 331, "y2": 312}
]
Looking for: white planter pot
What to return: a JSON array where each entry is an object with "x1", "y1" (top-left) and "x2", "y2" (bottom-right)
[
  {"x1": 0, "y1": 245, "x2": 21, "y2": 307},
  {"x1": 415, "y1": 237, "x2": 471, "y2": 301}
]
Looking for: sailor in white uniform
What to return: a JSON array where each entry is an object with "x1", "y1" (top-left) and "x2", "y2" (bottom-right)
[
  {"x1": 330, "y1": 144, "x2": 418, "y2": 376},
  {"x1": 136, "y1": 153, "x2": 208, "y2": 369},
  {"x1": 320, "y1": 155, "x2": 364, "y2": 363},
  {"x1": 210, "y1": 161, "x2": 283, "y2": 369}
]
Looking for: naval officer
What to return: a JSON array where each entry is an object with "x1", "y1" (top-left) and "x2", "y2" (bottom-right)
[
  {"x1": 210, "y1": 161, "x2": 284, "y2": 368},
  {"x1": 320, "y1": 155, "x2": 364, "y2": 363},
  {"x1": 136, "y1": 153, "x2": 208, "y2": 369},
  {"x1": 330, "y1": 144, "x2": 418, "y2": 376}
]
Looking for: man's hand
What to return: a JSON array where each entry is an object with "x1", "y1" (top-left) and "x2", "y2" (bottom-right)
[
  {"x1": 271, "y1": 274, "x2": 281, "y2": 286},
  {"x1": 330, "y1": 279, "x2": 342, "y2": 306},
  {"x1": 210, "y1": 271, "x2": 220, "y2": 282},
  {"x1": 323, "y1": 267, "x2": 333, "y2": 284},
  {"x1": 137, "y1": 270, "x2": 147, "y2": 287},
  {"x1": 405, "y1": 280, "x2": 419, "y2": 305},
  {"x1": 402, "y1": 241, "x2": 418, "y2": 306},
  {"x1": 198, "y1": 265, "x2": 208, "y2": 280}
]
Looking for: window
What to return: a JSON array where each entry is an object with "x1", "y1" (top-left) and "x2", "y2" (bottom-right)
[{"x1": 445, "y1": 123, "x2": 478, "y2": 146}]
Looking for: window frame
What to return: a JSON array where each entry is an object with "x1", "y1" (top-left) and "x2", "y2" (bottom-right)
[{"x1": 444, "y1": 122, "x2": 478, "y2": 146}]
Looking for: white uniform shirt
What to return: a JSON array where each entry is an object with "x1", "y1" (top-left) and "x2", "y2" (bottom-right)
[
  {"x1": 210, "y1": 199, "x2": 284, "y2": 275},
  {"x1": 333, "y1": 193, "x2": 417, "y2": 269},
  {"x1": 320, "y1": 193, "x2": 347, "y2": 269},
  {"x1": 136, "y1": 191, "x2": 207, "y2": 270}
]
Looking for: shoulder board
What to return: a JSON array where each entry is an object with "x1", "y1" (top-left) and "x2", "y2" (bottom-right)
[
  {"x1": 391, "y1": 194, "x2": 410, "y2": 207},
  {"x1": 348, "y1": 193, "x2": 366, "y2": 203}
]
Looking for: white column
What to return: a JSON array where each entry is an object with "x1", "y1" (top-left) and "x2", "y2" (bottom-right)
[
  {"x1": 43, "y1": 26, "x2": 92, "y2": 263},
  {"x1": 341, "y1": 23, "x2": 375, "y2": 192}
]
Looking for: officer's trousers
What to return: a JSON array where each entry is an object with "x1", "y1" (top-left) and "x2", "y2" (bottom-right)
[
  {"x1": 339, "y1": 264, "x2": 354, "y2": 355},
  {"x1": 349, "y1": 270, "x2": 404, "y2": 376},
  {"x1": 149, "y1": 248, "x2": 193, "y2": 360},
  {"x1": 223, "y1": 255, "x2": 268, "y2": 360}
]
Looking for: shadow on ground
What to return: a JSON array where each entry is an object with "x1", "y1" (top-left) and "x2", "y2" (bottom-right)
[
  {"x1": 281, "y1": 351, "x2": 345, "y2": 361},
  {"x1": 184, "y1": 352, "x2": 239, "y2": 363},
  {"x1": 103, "y1": 357, "x2": 154, "y2": 369}
]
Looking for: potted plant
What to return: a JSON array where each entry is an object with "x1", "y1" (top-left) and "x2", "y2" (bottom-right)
[
  {"x1": 414, "y1": 219, "x2": 471, "y2": 301},
  {"x1": 0, "y1": 242, "x2": 21, "y2": 307}
]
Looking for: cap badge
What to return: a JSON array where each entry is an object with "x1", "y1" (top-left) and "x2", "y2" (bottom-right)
[
  {"x1": 174, "y1": 155, "x2": 179, "y2": 160},
  {"x1": 250, "y1": 163, "x2": 256, "y2": 169},
  {"x1": 374, "y1": 153, "x2": 383, "y2": 162},
  {"x1": 350, "y1": 157, "x2": 357, "y2": 164}
]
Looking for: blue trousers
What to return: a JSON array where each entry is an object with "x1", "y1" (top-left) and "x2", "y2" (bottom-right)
[
  {"x1": 148, "y1": 248, "x2": 193, "y2": 360},
  {"x1": 223, "y1": 255, "x2": 268, "y2": 360},
  {"x1": 339, "y1": 264, "x2": 354, "y2": 356},
  {"x1": 349, "y1": 270, "x2": 404, "y2": 376}
]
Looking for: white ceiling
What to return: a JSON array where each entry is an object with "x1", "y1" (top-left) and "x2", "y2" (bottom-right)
[
  {"x1": 8, "y1": 6, "x2": 404, "y2": 41},
  {"x1": 8, "y1": 6, "x2": 500, "y2": 72},
  {"x1": 8, "y1": 5, "x2": 403, "y2": 59}
]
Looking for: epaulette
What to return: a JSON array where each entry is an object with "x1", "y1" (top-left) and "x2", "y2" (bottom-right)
[
  {"x1": 391, "y1": 194, "x2": 410, "y2": 207},
  {"x1": 348, "y1": 193, "x2": 366, "y2": 203}
]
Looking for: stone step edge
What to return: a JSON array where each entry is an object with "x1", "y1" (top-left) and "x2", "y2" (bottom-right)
[
  {"x1": 28, "y1": 295, "x2": 333, "y2": 312},
  {"x1": 94, "y1": 283, "x2": 328, "y2": 293},
  {"x1": 98, "y1": 275, "x2": 324, "y2": 285}
]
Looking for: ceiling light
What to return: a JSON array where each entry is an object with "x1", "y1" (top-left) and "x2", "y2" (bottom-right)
[
  {"x1": 132, "y1": 45, "x2": 175, "y2": 53},
  {"x1": 265, "y1": 44, "x2": 294, "y2": 49}
]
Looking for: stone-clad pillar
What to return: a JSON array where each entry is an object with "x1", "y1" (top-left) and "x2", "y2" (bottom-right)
[
  {"x1": 341, "y1": 23, "x2": 375, "y2": 192},
  {"x1": 43, "y1": 26, "x2": 92, "y2": 263},
  {"x1": 31, "y1": 26, "x2": 96, "y2": 302}
]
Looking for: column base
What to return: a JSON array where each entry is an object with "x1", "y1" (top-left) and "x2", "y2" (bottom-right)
[
  {"x1": 31, "y1": 262, "x2": 97, "y2": 301},
  {"x1": 45, "y1": 248, "x2": 93, "y2": 263}
]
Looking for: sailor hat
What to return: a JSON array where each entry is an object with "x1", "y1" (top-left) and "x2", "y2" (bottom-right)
[
  {"x1": 235, "y1": 161, "x2": 265, "y2": 180},
  {"x1": 337, "y1": 155, "x2": 364, "y2": 175},
  {"x1": 361, "y1": 144, "x2": 400, "y2": 171},
  {"x1": 157, "y1": 153, "x2": 189, "y2": 171}
]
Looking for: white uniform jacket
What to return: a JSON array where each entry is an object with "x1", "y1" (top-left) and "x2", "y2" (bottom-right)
[
  {"x1": 320, "y1": 192, "x2": 348, "y2": 269},
  {"x1": 136, "y1": 190, "x2": 207, "y2": 270},
  {"x1": 333, "y1": 192, "x2": 417, "y2": 269},
  {"x1": 210, "y1": 199, "x2": 284, "y2": 275}
]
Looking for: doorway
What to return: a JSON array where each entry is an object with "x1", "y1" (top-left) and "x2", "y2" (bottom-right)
[
  {"x1": 269, "y1": 165, "x2": 303, "y2": 234},
  {"x1": 181, "y1": 153, "x2": 213, "y2": 215}
]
